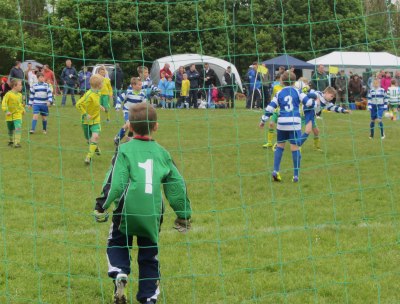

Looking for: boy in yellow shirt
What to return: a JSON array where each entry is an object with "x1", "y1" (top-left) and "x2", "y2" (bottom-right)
[
  {"x1": 2, "y1": 79, "x2": 25, "y2": 148},
  {"x1": 179, "y1": 73, "x2": 190, "y2": 109},
  {"x1": 97, "y1": 66, "x2": 113, "y2": 122},
  {"x1": 76, "y1": 74, "x2": 105, "y2": 164}
]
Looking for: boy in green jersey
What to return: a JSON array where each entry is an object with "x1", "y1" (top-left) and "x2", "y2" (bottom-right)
[{"x1": 93, "y1": 102, "x2": 192, "y2": 304}]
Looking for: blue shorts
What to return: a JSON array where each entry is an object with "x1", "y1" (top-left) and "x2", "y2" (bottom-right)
[
  {"x1": 277, "y1": 129, "x2": 301, "y2": 145},
  {"x1": 303, "y1": 108, "x2": 316, "y2": 126},
  {"x1": 33, "y1": 104, "x2": 49, "y2": 116},
  {"x1": 370, "y1": 105, "x2": 385, "y2": 120}
]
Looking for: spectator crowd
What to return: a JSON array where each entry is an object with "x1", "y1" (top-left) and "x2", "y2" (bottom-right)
[{"x1": 2, "y1": 59, "x2": 400, "y2": 111}]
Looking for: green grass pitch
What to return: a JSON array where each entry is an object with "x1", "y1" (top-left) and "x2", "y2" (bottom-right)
[{"x1": 1, "y1": 98, "x2": 399, "y2": 303}]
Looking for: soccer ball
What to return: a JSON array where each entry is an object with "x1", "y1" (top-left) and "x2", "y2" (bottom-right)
[
  {"x1": 384, "y1": 112, "x2": 393, "y2": 119},
  {"x1": 294, "y1": 81, "x2": 310, "y2": 93}
]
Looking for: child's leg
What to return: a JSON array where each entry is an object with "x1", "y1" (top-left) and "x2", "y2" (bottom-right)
[
  {"x1": 87, "y1": 132, "x2": 100, "y2": 159},
  {"x1": 136, "y1": 236, "x2": 160, "y2": 304},
  {"x1": 290, "y1": 144, "x2": 301, "y2": 179},
  {"x1": 42, "y1": 105, "x2": 49, "y2": 132},
  {"x1": 377, "y1": 107, "x2": 384, "y2": 137},
  {"x1": 42, "y1": 116, "x2": 48, "y2": 132},
  {"x1": 313, "y1": 127, "x2": 321, "y2": 150},
  {"x1": 14, "y1": 120, "x2": 22, "y2": 146},
  {"x1": 107, "y1": 219, "x2": 133, "y2": 279},
  {"x1": 370, "y1": 120, "x2": 375, "y2": 138},
  {"x1": 298, "y1": 120, "x2": 312, "y2": 146},
  {"x1": 6, "y1": 121, "x2": 14, "y2": 144},
  {"x1": 378, "y1": 119, "x2": 384, "y2": 137},
  {"x1": 267, "y1": 123, "x2": 275, "y2": 145},
  {"x1": 273, "y1": 130, "x2": 286, "y2": 175},
  {"x1": 370, "y1": 106, "x2": 376, "y2": 138},
  {"x1": 31, "y1": 113, "x2": 39, "y2": 131}
]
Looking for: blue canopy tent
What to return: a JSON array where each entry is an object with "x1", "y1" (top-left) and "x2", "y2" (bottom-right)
[{"x1": 262, "y1": 55, "x2": 315, "y2": 80}]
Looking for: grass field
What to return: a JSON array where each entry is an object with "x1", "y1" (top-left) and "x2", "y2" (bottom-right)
[{"x1": 1, "y1": 98, "x2": 400, "y2": 304}]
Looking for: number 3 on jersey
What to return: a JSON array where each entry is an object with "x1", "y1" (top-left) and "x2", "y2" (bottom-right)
[
  {"x1": 284, "y1": 95, "x2": 293, "y2": 112},
  {"x1": 138, "y1": 159, "x2": 153, "y2": 194}
]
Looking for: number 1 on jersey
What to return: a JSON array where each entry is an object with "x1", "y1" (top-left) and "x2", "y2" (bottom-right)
[{"x1": 138, "y1": 159, "x2": 153, "y2": 194}]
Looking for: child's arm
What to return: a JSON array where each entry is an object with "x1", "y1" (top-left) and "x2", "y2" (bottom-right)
[
  {"x1": 94, "y1": 151, "x2": 129, "y2": 219},
  {"x1": 75, "y1": 94, "x2": 88, "y2": 116},
  {"x1": 29, "y1": 86, "x2": 35, "y2": 106},
  {"x1": 163, "y1": 157, "x2": 192, "y2": 223},
  {"x1": 1, "y1": 95, "x2": 8, "y2": 113},
  {"x1": 47, "y1": 86, "x2": 53, "y2": 105},
  {"x1": 259, "y1": 95, "x2": 279, "y2": 127}
]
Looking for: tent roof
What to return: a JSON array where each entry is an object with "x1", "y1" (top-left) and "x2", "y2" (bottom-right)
[
  {"x1": 21, "y1": 60, "x2": 43, "y2": 71},
  {"x1": 151, "y1": 53, "x2": 243, "y2": 91},
  {"x1": 307, "y1": 51, "x2": 400, "y2": 68},
  {"x1": 262, "y1": 55, "x2": 315, "y2": 70}
]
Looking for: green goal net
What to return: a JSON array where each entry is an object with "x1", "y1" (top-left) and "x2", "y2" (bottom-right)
[{"x1": 1, "y1": 0, "x2": 400, "y2": 303}]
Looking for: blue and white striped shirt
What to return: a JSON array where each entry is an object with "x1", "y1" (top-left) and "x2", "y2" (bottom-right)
[
  {"x1": 309, "y1": 90, "x2": 346, "y2": 113},
  {"x1": 368, "y1": 87, "x2": 388, "y2": 106},
  {"x1": 142, "y1": 77, "x2": 159, "y2": 98},
  {"x1": 261, "y1": 86, "x2": 316, "y2": 131},
  {"x1": 117, "y1": 86, "x2": 147, "y2": 112},
  {"x1": 29, "y1": 82, "x2": 52, "y2": 105}
]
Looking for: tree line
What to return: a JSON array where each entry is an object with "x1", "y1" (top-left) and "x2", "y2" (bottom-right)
[{"x1": 0, "y1": 0, "x2": 399, "y2": 80}]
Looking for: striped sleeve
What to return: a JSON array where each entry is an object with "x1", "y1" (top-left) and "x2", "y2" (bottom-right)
[
  {"x1": 29, "y1": 86, "x2": 35, "y2": 105},
  {"x1": 47, "y1": 85, "x2": 53, "y2": 103},
  {"x1": 324, "y1": 101, "x2": 346, "y2": 113}
]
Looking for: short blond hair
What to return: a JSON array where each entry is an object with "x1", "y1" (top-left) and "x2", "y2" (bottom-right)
[
  {"x1": 137, "y1": 66, "x2": 148, "y2": 74},
  {"x1": 10, "y1": 78, "x2": 21, "y2": 88},
  {"x1": 298, "y1": 77, "x2": 309, "y2": 84},
  {"x1": 373, "y1": 79, "x2": 380, "y2": 88},
  {"x1": 324, "y1": 86, "x2": 337, "y2": 95},
  {"x1": 90, "y1": 74, "x2": 104, "y2": 90},
  {"x1": 130, "y1": 77, "x2": 142, "y2": 86},
  {"x1": 97, "y1": 66, "x2": 106, "y2": 74}
]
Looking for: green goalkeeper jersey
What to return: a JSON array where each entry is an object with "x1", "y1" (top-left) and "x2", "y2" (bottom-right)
[{"x1": 95, "y1": 137, "x2": 191, "y2": 243}]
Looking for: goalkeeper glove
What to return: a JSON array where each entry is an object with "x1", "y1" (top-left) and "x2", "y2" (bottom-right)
[
  {"x1": 93, "y1": 210, "x2": 109, "y2": 223},
  {"x1": 173, "y1": 218, "x2": 191, "y2": 233}
]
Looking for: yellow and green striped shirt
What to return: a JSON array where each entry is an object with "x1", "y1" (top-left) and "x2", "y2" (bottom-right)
[
  {"x1": 76, "y1": 89, "x2": 101, "y2": 125},
  {"x1": 2, "y1": 90, "x2": 24, "y2": 121},
  {"x1": 100, "y1": 77, "x2": 112, "y2": 96}
]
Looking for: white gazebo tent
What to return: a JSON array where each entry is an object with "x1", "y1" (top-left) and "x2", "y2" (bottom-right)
[
  {"x1": 305, "y1": 51, "x2": 400, "y2": 83},
  {"x1": 150, "y1": 54, "x2": 243, "y2": 92},
  {"x1": 307, "y1": 51, "x2": 400, "y2": 68}
]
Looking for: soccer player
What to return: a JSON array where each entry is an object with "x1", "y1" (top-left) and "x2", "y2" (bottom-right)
[
  {"x1": 262, "y1": 75, "x2": 283, "y2": 148},
  {"x1": 368, "y1": 79, "x2": 388, "y2": 139},
  {"x1": 2, "y1": 79, "x2": 25, "y2": 148},
  {"x1": 179, "y1": 73, "x2": 190, "y2": 108},
  {"x1": 93, "y1": 102, "x2": 192, "y2": 304},
  {"x1": 259, "y1": 71, "x2": 318, "y2": 182},
  {"x1": 97, "y1": 66, "x2": 113, "y2": 122},
  {"x1": 138, "y1": 66, "x2": 159, "y2": 103},
  {"x1": 29, "y1": 72, "x2": 53, "y2": 134},
  {"x1": 165, "y1": 75, "x2": 176, "y2": 109},
  {"x1": 75, "y1": 74, "x2": 104, "y2": 164},
  {"x1": 297, "y1": 86, "x2": 351, "y2": 150},
  {"x1": 386, "y1": 79, "x2": 399, "y2": 120},
  {"x1": 114, "y1": 77, "x2": 146, "y2": 145}
]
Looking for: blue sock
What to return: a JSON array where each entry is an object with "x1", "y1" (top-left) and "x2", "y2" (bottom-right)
[
  {"x1": 31, "y1": 119, "x2": 37, "y2": 131},
  {"x1": 298, "y1": 132, "x2": 309, "y2": 146},
  {"x1": 42, "y1": 120, "x2": 47, "y2": 131},
  {"x1": 118, "y1": 128, "x2": 126, "y2": 140},
  {"x1": 370, "y1": 121, "x2": 375, "y2": 137},
  {"x1": 292, "y1": 150, "x2": 301, "y2": 177},
  {"x1": 273, "y1": 147, "x2": 284, "y2": 173},
  {"x1": 379, "y1": 121, "x2": 384, "y2": 136}
]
